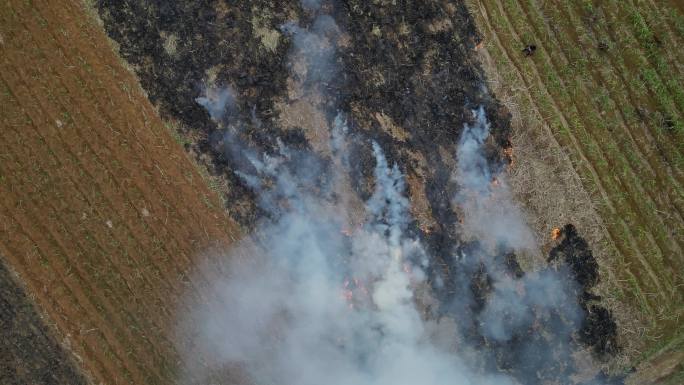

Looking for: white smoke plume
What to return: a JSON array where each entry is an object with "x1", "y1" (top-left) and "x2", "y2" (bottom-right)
[
  {"x1": 177, "y1": 103, "x2": 606, "y2": 384},
  {"x1": 449, "y1": 106, "x2": 594, "y2": 384},
  {"x1": 195, "y1": 85, "x2": 237, "y2": 121},
  {"x1": 177, "y1": 116, "x2": 521, "y2": 384},
  {"x1": 179, "y1": 6, "x2": 605, "y2": 385},
  {"x1": 454, "y1": 106, "x2": 536, "y2": 253},
  {"x1": 477, "y1": 269, "x2": 581, "y2": 343},
  {"x1": 281, "y1": 14, "x2": 340, "y2": 87}
]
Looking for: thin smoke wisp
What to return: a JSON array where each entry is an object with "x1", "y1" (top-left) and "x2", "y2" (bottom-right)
[{"x1": 454, "y1": 106, "x2": 536, "y2": 253}]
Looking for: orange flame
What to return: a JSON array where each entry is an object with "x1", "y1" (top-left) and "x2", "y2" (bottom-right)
[
  {"x1": 340, "y1": 223, "x2": 362, "y2": 237},
  {"x1": 403, "y1": 263, "x2": 411, "y2": 274},
  {"x1": 341, "y1": 277, "x2": 370, "y2": 310},
  {"x1": 490, "y1": 177, "x2": 500, "y2": 187},
  {"x1": 551, "y1": 227, "x2": 561, "y2": 240},
  {"x1": 504, "y1": 147, "x2": 514, "y2": 169}
]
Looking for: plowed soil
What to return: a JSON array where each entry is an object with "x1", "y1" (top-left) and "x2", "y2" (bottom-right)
[{"x1": 0, "y1": 1, "x2": 240, "y2": 384}]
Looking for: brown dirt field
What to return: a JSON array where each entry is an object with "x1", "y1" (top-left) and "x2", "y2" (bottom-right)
[{"x1": 0, "y1": 0, "x2": 240, "y2": 384}]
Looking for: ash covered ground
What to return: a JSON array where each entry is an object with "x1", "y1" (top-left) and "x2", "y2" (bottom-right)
[
  {"x1": 95, "y1": 1, "x2": 622, "y2": 384},
  {"x1": 0, "y1": 261, "x2": 87, "y2": 385}
]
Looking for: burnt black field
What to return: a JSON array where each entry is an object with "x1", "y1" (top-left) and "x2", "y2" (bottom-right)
[
  {"x1": 0, "y1": 261, "x2": 87, "y2": 385},
  {"x1": 95, "y1": 1, "x2": 621, "y2": 384}
]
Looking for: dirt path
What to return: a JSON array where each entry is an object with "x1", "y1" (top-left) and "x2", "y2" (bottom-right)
[{"x1": 0, "y1": 1, "x2": 240, "y2": 384}]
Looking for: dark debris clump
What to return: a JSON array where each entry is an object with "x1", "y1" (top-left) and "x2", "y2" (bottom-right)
[{"x1": 549, "y1": 224, "x2": 619, "y2": 357}]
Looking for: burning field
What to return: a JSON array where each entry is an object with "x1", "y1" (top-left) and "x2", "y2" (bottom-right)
[
  {"x1": 95, "y1": 0, "x2": 628, "y2": 383},
  {"x1": 175, "y1": 105, "x2": 620, "y2": 385},
  {"x1": 1, "y1": 0, "x2": 679, "y2": 384}
]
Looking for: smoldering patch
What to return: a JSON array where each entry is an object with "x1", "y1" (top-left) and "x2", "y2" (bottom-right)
[{"x1": 195, "y1": 85, "x2": 237, "y2": 122}]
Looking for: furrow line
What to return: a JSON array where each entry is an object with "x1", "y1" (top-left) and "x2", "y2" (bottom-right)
[{"x1": 480, "y1": 0, "x2": 669, "y2": 304}]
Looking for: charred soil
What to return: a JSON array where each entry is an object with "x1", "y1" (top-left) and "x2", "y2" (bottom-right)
[
  {"x1": 91, "y1": 0, "x2": 623, "y2": 383},
  {"x1": 0, "y1": 260, "x2": 87, "y2": 385}
]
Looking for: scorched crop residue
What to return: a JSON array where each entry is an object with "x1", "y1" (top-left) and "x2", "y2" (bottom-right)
[{"x1": 176, "y1": 3, "x2": 609, "y2": 385}]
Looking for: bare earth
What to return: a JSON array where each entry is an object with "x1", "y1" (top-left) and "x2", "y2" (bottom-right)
[{"x1": 0, "y1": 1, "x2": 239, "y2": 384}]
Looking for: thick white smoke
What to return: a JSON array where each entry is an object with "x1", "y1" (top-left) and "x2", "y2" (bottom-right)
[
  {"x1": 178, "y1": 115, "x2": 522, "y2": 385},
  {"x1": 448, "y1": 108, "x2": 595, "y2": 385},
  {"x1": 180, "y1": 5, "x2": 601, "y2": 385},
  {"x1": 177, "y1": 106, "x2": 601, "y2": 384}
]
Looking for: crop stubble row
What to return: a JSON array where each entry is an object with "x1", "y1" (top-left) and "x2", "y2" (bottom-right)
[
  {"x1": 0, "y1": 0, "x2": 239, "y2": 384},
  {"x1": 470, "y1": 0, "x2": 684, "y2": 358}
]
